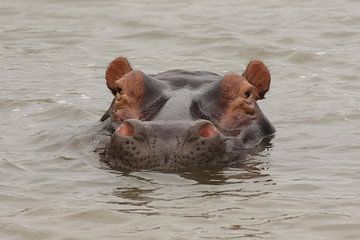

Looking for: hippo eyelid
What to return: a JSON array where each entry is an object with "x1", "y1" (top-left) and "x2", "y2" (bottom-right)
[
  {"x1": 244, "y1": 86, "x2": 255, "y2": 99},
  {"x1": 116, "y1": 87, "x2": 123, "y2": 94}
]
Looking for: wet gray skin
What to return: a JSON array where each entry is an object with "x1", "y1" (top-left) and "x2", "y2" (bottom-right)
[
  {"x1": 99, "y1": 68, "x2": 275, "y2": 171},
  {"x1": 105, "y1": 120, "x2": 228, "y2": 170}
]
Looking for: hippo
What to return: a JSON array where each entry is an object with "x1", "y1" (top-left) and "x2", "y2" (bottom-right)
[{"x1": 98, "y1": 57, "x2": 275, "y2": 171}]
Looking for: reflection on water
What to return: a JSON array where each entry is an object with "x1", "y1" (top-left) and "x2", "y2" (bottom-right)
[
  {"x1": 1, "y1": 0, "x2": 360, "y2": 239},
  {"x1": 179, "y1": 160, "x2": 271, "y2": 184},
  {"x1": 100, "y1": 163, "x2": 276, "y2": 239},
  {"x1": 106, "y1": 159, "x2": 274, "y2": 225}
]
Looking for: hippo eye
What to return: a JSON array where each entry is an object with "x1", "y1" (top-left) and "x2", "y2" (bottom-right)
[
  {"x1": 116, "y1": 87, "x2": 123, "y2": 94},
  {"x1": 244, "y1": 90, "x2": 251, "y2": 98}
]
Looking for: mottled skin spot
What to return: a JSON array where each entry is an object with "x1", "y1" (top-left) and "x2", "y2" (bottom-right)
[{"x1": 98, "y1": 57, "x2": 275, "y2": 171}]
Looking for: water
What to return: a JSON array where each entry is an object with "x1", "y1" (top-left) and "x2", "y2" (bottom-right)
[{"x1": 1, "y1": 0, "x2": 360, "y2": 239}]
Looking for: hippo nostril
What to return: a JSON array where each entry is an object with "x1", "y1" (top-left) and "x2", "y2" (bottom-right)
[
  {"x1": 116, "y1": 122, "x2": 135, "y2": 137},
  {"x1": 198, "y1": 122, "x2": 217, "y2": 138}
]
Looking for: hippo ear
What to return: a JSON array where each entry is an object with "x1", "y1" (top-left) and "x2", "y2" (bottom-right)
[
  {"x1": 242, "y1": 60, "x2": 271, "y2": 100},
  {"x1": 105, "y1": 57, "x2": 133, "y2": 95}
]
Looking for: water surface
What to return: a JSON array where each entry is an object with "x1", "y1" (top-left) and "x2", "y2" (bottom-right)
[{"x1": 1, "y1": 0, "x2": 360, "y2": 239}]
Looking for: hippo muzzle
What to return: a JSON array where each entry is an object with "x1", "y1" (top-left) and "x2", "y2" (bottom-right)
[{"x1": 106, "y1": 119, "x2": 227, "y2": 170}]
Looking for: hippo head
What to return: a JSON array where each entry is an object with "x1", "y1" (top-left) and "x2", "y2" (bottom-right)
[{"x1": 100, "y1": 57, "x2": 275, "y2": 170}]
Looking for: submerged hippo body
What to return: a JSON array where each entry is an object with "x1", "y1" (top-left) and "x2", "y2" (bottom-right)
[{"x1": 99, "y1": 57, "x2": 275, "y2": 170}]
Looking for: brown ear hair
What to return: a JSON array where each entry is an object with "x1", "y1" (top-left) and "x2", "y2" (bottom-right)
[
  {"x1": 242, "y1": 60, "x2": 271, "y2": 99},
  {"x1": 105, "y1": 57, "x2": 132, "y2": 95}
]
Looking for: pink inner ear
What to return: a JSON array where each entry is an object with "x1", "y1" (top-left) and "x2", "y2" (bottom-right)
[
  {"x1": 105, "y1": 57, "x2": 132, "y2": 94},
  {"x1": 116, "y1": 122, "x2": 135, "y2": 137},
  {"x1": 198, "y1": 123, "x2": 217, "y2": 138},
  {"x1": 243, "y1": 60, "x2": 271, "y2": 99}
]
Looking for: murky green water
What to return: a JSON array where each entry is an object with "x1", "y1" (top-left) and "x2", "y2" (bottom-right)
[{"x1": 1, "y1": 0, "x2": 360, "y2": 239}]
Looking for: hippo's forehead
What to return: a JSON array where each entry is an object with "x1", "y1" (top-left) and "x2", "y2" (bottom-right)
[
  {"x1": 151, "y1": 70, "x2": 222, "y2": 90},
  {"x1": 152, "y1": 88, "x2": 195, "y2": 121},
  {"x1": 149, "y1": 70, "x2": 222, "y2": 121}
]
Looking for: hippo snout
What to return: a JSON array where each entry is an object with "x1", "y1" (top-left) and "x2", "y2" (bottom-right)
[{"x1": 106, "y1": 119, "x2": 226, "y2": 170}]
